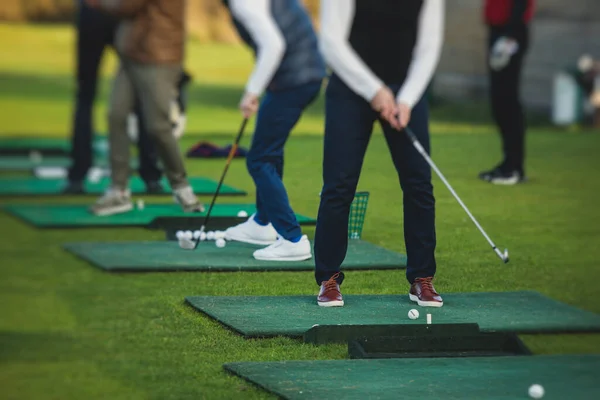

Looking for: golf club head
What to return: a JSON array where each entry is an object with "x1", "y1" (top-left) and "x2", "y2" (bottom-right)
[
  {"x1": 178, "y1": 237, "x2": 197, "y2": 250},
  {"x1": 503, "y1": 248, "x2": 509, "y2": 263}
]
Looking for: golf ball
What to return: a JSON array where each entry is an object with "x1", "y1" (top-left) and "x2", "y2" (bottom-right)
[
  {"x1": 136, "y1": 199, "x2": 145, "y2": 210},
  {"x1": 206, "y1": 231, "x2": 215, "y2": 240},
  {"x1": 184, "y1": 230, "x2": 193, "y2": 240},
  {"x1": 175, "y1": 230, "x2": 184, "y2": 240},
  {"x1": 214, "y1": 230, "x2": 225, "y2": 240},
  {"x1": 29, "y1": 150, "x2": 42, "y2": 163},
  {"x1": 215, "y1": 238, "x2": 226, "y2": 248},
  {"x1": 528, "y1": 384, "x2": 544, "y2": 399},
  {"x1": 408, "y1": 309, "x2": 419, "y2": 320},
  {"x1": 193, "y1": 230, "x2": 201, "y2": 239},
  {"x1": 199, "y1": 231, "x2": 207, "y2": 241},
  {"x1": 237, "y1": 210, "x2": 248, "y2": 218}
]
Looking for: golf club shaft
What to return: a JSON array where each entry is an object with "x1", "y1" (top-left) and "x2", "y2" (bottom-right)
[
  {"x1": 199, "y1": 118, "x2": 248, "y2": 233},
  {"x1": 403, "y1": 126, "x2": 506, "y2": 261}
]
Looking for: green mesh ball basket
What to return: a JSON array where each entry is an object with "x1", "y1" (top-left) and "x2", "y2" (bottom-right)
[{"x1": 349, "y1": 191, "x2": 370, "y2": 239}]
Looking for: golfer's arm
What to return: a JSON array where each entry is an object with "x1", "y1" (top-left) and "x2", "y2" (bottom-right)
[
  {"x1": 98, "y1": 0, "x2": 149, "y2": 17},
  {"x1": 319, "y1": 0, "x2": 383, "y2": 102},
  {"x1": 230, "y1": 0, "x2": 286, "y2": 97},
  {"x1": 396, "y1": 0, "x2": 444, "y2": 108}
]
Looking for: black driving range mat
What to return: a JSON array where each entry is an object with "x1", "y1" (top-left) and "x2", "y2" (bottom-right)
[
  {"x1": 224, "y1": 354, "x2": 600, "y2": 400},
  {"x1": 185, "y1": 291, "x2": 600, "y2": 337},
  {"x1": 0, "y1": 176, "x2": 245, "y2": 196},
  {"x1": 63, "y1": 240, "x2": 406, "y2": 272},
  {"x1": 3, "y1": 203, "x2": 314, "y2": 228}
]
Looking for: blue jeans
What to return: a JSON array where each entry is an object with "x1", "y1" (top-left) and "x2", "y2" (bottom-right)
[
  {"x1": 314, "y1": 74, "x2": 436, "y2": 285},
  {"x1": 246, "y1": 81, "x2": 322, "y2": 241}
]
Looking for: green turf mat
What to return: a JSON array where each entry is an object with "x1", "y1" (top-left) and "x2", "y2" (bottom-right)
[
  {"x1": 4, "y1": 203, "x2": 314, "y2": 228},
  {"x1": 0, "y1": 137, "x2": 70, "y2": 154},
  {"x1": 224, "y1": 355, "x2": 600, "y2": 400},
  {"x1": 185, "y1": 291, "x2": 600, "y2": 337},
  {"x1": 0, "y1": 176, "x2": 246, "y2": 196},
  {"x1": 0, "y1": 156, "x2": 112, "y2": 171},
  {"x1": 63, "y1": 240, "x2": 406, "y2": 272}
]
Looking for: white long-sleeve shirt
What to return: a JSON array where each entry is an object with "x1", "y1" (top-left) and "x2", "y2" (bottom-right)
[
  {"x1": 319, "y1": 0, "x2": 445, "y2": 108},
  {"x1": 229, "y1": 0, "x2": 286, "y2": 97}
]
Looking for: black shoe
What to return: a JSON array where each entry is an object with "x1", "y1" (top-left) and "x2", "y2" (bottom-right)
[
  {"x1": 62, "y1": 180, "x2": 85, "y2": 194},
  {"x1": 479, "y1": 167, "x2": 524, "y2": 185},
  {"x1": 145, "y1": 180, "x2": 165, "y2": 194}
]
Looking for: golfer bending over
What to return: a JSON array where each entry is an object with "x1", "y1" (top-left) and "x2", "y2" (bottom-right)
[
  {"x1": 315, "y1": 0, "x2": 445, "y2": 307},
  {"x1": 223, "y1": 0, "x2": 326, "y2": 261}
]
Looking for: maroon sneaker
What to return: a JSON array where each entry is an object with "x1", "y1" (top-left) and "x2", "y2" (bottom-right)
[
  {"x1": 317, "y1": 272, "x2": 344, "y2": 307},
  {"x1": 409, "y1": 277, "x2": 443, "y2": 307}
]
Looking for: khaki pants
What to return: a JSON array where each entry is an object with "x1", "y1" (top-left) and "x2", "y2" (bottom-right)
[{"x1": 108, "y1": 58, "x2": 188, "y2": 190}]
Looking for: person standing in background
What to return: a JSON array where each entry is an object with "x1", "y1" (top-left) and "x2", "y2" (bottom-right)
[
  {"x1": 65, "y1": 0, "x2": 186, "y2": 194},
  {"x1": 85, "y1": 0, "x2": 203, "y2": 216},
  {"x1": 222, "y1": 0, "x2": 326, "y2": 261},
  {"x1": 479, "y1": 0, "x2": 535, "y2": 185},
  {"x1": 315, "y1": 0, "x2": 445, "y2": 307}
]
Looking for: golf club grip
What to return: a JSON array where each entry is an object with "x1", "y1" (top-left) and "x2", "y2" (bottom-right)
[{"x1": 201, "y1": 118, "x2": 248, "y2": 229}]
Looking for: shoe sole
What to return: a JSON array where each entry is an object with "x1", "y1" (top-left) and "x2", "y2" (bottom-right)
[
  {"x1": 490, "y1": 177, "x2": 519, "y2": 185},
  {"x1": 225, "y1": 233, "x2": 277, "y2": 246},
  {"x1": 409, "y1": 293, "x2": 443, "y2": 308},
  {"x1": 92, "y1": 203, "x2": 133, "y2": 217},
  {"x1": 253, "y1": 254, "x2": 313, "y2": 262},
  {"x1": 318, "y1": 300, "x2": 344, "y2": 307}
]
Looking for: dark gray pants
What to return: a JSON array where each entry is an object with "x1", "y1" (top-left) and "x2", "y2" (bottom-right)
[{"x1": 108, "y1": 58, "x2": 188, "y2": 190}]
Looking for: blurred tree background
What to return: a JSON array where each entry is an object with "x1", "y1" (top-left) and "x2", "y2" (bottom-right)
[{"x1": 0, "y1": 0, "x2": 320, "y2": 43}]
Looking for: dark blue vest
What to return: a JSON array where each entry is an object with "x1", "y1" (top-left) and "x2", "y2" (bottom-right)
[{"x1": 223, "y1": 0, "x2": 326, "y2": 91}]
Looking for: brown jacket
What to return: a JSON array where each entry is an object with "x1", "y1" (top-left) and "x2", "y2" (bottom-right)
[{"x1": 98, "y1": 0, "x2": 185, "y2": 64}]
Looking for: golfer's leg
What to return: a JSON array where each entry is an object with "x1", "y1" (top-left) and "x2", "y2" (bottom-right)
[
  {"x1": 69, "y1": 4, "x2": 107, "y2": 182},
  {"x1": 247, "y1": 82, "x2": 321, "y2": 241},
  {"x1": 381, "y1": 97, "x2": 436, "y2": 283},
  {"x1": 108, "y1": 64, "x2": 135, "y2": 190},
  {"x1": 129, "y1": 62, "x2": 189, "y2": 190},
  {"x1": 135, "y1": 100, "x2": 163, "y2": 184},
  {"x1": 314, "y1": 76, "x2": 375, "y2": 285}
]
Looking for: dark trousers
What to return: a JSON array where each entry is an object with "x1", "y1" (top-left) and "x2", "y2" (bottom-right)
[
  {"x1": 247, "y1": 81, "x2": 322, "y2": 241},
  {"x1": 68, "y1": 3, "x2": 161, "y2": 183},
  {"x1": 488, "y1": 25, "x2": 529, "y2": 175},
  {"x1": 314, "y1": 75, "x2": 436, "y2": 286}
]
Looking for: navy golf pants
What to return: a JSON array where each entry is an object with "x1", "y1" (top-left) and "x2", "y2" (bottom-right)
[
  {"x1": 314, "y1": 75, "x2": 437, "y2": 285},
  {"x1": 247, "y1": 81, "x2": 322, "y2": 241}
]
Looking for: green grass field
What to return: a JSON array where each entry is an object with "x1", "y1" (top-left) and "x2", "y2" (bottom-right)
[{"x1": 1, "y1": 24, "x2": 600, "y2": 399}]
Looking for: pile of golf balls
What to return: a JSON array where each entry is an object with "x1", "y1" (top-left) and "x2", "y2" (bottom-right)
[{"x1": 175, "y1": 229, "x2": 227, "y2": 248}]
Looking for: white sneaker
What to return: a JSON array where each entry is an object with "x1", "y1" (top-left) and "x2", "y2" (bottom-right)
[
  {"x1": 225, "y1": 214, "x2": 278, "y2": 245},
  {"x1": 90, "y1": 187, "x2": 133, "y2": 216},
  {"x1": 173, "y1": 185, "x2": 205, "y2": 212},
  {"x1": 253, "y1": 235, "x2": 312, "y2": 261}
]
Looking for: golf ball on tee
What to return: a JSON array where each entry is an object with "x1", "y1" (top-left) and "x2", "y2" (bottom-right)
[
  {"x1": 215, "y1": 238, "x2": 226, "y2": 248},
  {"x1": 408, "y1": 309, "x2": 419, "y2": 320},
  {"x1": 237, "y1": 210, "x2": 248, "y2": 218},
  {"x1": 175, "y1": 230, "x2": 184, "y2": 240},
  {"x1": 528, "y1": 384, "x2": 544, "y2": 399},
  {"x1": 207, "y1": 231, "x2": 215, "y2": 240}
]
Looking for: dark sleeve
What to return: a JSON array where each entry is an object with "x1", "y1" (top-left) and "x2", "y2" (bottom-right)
[{"x1": 506, "y1": 0, "x2": 528, "y2": 35}]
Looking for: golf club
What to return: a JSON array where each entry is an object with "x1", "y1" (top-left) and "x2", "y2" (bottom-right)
[
  {"x1": 403, "y1": 125, "x2": 509, "y2": 263},
  {"x1": 179, "y1": 118, "x2": 249, "y2": 250}
]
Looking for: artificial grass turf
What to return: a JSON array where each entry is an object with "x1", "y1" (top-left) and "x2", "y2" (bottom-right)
[
  {"x1": 0, "y1": 176, "x2": 245, "y2": 196},
  {"x1": 3, "y1": 203, "x2": 315, "y2": 228},
  {"x1": 63, "y1": 239, "x2": 406, "y2": 272},
  {"x1": 224, "y1": 355, "x2": 600, "y2": 399},
  {"x1": 185, "y1": 292, "x2": 600, "y2": 337},
  {"x1": 2, "y1": 24, "x2": 600, "y2": 400}
]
